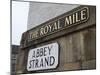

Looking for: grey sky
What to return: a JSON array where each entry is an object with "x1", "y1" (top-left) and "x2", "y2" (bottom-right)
[
  {"x1": 12, "y1": 1, "x2": 29, "y2": 45},
  {"x1": 27, "y1": 2, "x2": 79, "y2": 30}
]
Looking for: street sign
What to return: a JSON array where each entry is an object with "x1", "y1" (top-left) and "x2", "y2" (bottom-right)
[
  {"x1": 27, "y1": 42, "x2": 59, "y2": 71},
  {"x1": 27, "y1": 7, "x2": 89, "y2": 42}
]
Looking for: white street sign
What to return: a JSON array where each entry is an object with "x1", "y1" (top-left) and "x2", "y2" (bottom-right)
[{"x1": 27, "y1": 42, "x2": 59, "y2": 71}]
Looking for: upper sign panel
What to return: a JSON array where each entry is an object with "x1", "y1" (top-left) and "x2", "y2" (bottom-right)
[{"x1": 27, "y1": 7, "x2": 89, "y2": 42}]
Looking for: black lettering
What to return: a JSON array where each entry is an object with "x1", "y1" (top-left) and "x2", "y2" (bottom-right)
[
  {"x1": 40, "y1": 58, "x2": 44, "y2": 67},
  {"x1": 50, "y1": 56, "x2": 55, "y2": 66},
  {"x1": 29, "y1": 60, "x2": 32, "y2": 69},
  {"x1": 29, "y1": 60, "x2": 35, "y2": 68},
  {"x1": 32, "y1": 60, "x2": 35, "y2": 68},
  {"x1": 40, "y1": 48, "x2": 43, "y2": 57},
  {"x1": 48, "y1": 45, "x2": 52, "y2": 55},
  {"x1": 44, "y1": 47, "x2": 47, "y2": 56},
  {"x1": 35, "y1": 59, "x2": 39, "y2": 68},
  {"x1": 36, "y1": 49, "x2": 40, "y2": 58},
  {"x1": 32, "y1": 51, "x2": 35, "y2": 58},
  {"x1": 45, "y1": 57, "x2": 49, "y2": 67}
]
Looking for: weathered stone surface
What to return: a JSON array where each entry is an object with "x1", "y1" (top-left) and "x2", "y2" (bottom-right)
[
  {"x1": 16, "y1": 49, "x2": 25, "y2": 74},
  {"x1": 82, "y1": 59, "x2": 96, "y2": 69},
  {"x1": 61, "y1": 62, "x2": 81, "y2": 71},
  {"x1": 82, "y1": 27, "x2": 96, "y2": 61}
]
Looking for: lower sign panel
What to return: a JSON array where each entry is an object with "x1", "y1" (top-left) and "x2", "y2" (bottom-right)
[{"x1": 27, "y1": 42, "x2": 59, "y2": 71}]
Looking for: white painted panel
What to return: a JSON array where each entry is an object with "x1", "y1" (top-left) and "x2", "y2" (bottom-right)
[{"x1": 27, "y1": 42, "x2": 59, "y2": 71}]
